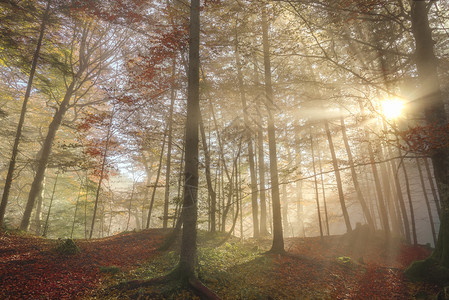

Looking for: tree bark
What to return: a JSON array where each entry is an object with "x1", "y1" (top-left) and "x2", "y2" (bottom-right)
[
  {"x1": 163, "y1": 56, "x2": 177, "y2": 229},
  {"x1": 262, "y1": 6, "x2": 284, "y2": 254},
  {"x1": 323, "y1": 119, "x2": 352, "y2": 232},
  {"x1": 179, "y1": 0, "x2": 200, "y2": 278},
  {"x1": 20, "y1": 81, "x2": 75, "y2": 230},
  {"x1": 416, "y1": 158, "x2": 437, "y2": 245}
]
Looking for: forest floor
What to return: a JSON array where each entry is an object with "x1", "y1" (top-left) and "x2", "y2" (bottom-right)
[{"x1": 0, "y1": 227, "x2": 442, "y2": 299}]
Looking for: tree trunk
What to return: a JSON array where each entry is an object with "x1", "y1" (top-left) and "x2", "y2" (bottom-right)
[
  {"x1": 33, "y1": 175, "x2": 46, "y2": 235},
  {"x1": 367, "y1": 140, "x2": 390, "y2": 236},
  {"x1": 262, "y1": 6, "x2": 284, "y2": 254},
  {"x1": 405, "y1": 2, "x2": 449, "y2": 277},
  {"x1": 416, "y1": 158, "x2": 437, "y2": 245},
  {"x1": 70, "y1": 183, "x2": 83, "y2": 238},
  {"x1": 89, "y1": 108, "x2": 114, "y2": 239},
  {"x1": 163, "y1": 56, "x2": 177, "y2": 229},
  {"x1": 20, "y1": 81, "x2": 75, "y2": 230},
  {"x1": 0, "y1": 0, "x2": 51, "y2": 226},
  {"x1": 386, "y1": 143, "x2": 411, "y2": 243},
  {"x1": 323, "y1": 119, "x2": 352, "y2": 232},
  {"x1": 310, "y1": 131, "x2": 323, "y2": 238},
  {"x1": 146, "y1": 130, "x2": 167, "y2": 229},
  {"x1": 179, "y1": 0, "x2": 200, "y2": 278},
  {"x1": 235, "y1": 27, "x2": 259, "y2": 238},
  {"x1": 424, "y1": 157, "x2": 441, "y2": 216},
  {"x1": 340, "y1": 115, "x2": 375, "y2": 230},
  {"x1": 42, "y1": 172, "x2": 59, "y2": 237},
  {"x1": 317, "y1": 146, "x2": 330, "y2": 236},
  {"x1": 401, "y1": 158, "x2": 418, "y2": 246},
  {"x1": 199, "y1": 115, "x2": 217, "y2": 232}
]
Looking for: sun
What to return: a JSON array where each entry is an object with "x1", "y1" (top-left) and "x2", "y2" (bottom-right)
[{"x1": 381, "y1": 98, "x2": 404, "y2": 119}]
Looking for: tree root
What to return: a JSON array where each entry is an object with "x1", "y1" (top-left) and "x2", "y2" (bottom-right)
[
  {"x1": 109, "y1": 269, "x2": 220, "y2": 300},
  {"x1": 404, "y1": 257, "x2": 449, "y2": 286}
]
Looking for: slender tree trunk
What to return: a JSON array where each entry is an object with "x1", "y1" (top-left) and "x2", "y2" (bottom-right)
[
  {"x1": 70, "y1": 183, "x2": 83, "y2": 238},
  {"x1": 199, "y1": 115, "x2": 216, "y2": 232},
  {"x1": 340, "y1": 115, "x2": 375, "y2": 230},
  {"x1": 424, "y1": 157, "x2": 441, "y2": 216},
  {"x1": 378, "y1": 145, "x2": 400, "y2": 235},
  {"x1": 0, "y1": 0, "x2": 51, "y2": 226},
  {"x1": 310, "y1": 132, "x2": 323, "y2": 238},
  {"x1": 89, "y1": 108, "x2": 114, "y2": 239},
  {"x1": 367, "y1": 140, "x2": 390, "y2": 236},
  {"x1": 20, "y1": 81, "x2": 75, "y2": 230},
  {"x1": 257, "y1": 124, "x2": 268, "y2": 236},
  {"x1": 163, "y1": 57, "x2": 177, "y2": 229},
  {"x1": 42, "y1": 172, "x2": 59, "y2": 237},
  {"x1": 401, "y1": 158, "x2": 418, "y2": 245},
  {"x1": 317, "y1": 146, "x2": 330, "y2": 236},
  {"x1": 294, "y1": 124, "x2": 305, "y2": 237},
  {"x1": 235, "y1": 26, "x2": 259, "y2": 238},
  {"x1": 323, "y1": 119, "x2": 352, "y2": 232},
  {"x1": 262, "y1": 6, "x2": 284, "y2": 254},
  {"x1": 386, "y1": 144, "x2": 411, "y2": 243},
  {"x1": 146, "y1": 130, "x2": 167, "y2": 229},
  {"x1": 126, "y1": 181, "x2": 136, "y2": 231}
]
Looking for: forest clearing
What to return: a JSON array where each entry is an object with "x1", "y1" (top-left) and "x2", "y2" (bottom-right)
[
  {"x1": 0, "y1": 228, "x2": 440, "y2": 299},
  {"x1": 1, "y1": 0, "x2": 449, "y2": 298}
]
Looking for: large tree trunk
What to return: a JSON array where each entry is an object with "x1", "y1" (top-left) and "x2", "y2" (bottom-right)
[
  {"x1": 406, "y1": 1, "x2": 449, "y2": 282},
  {"x1": 262, "y1": 6, "x2": 284, "y2": 254},
  {"x1": 416, "y1": 158, "x2": 437, "y2": 245},
  {"x1": 0, "y1": 0, "x2": 51, "y2": 226},
  {"x1": 179, "y1": 0, "x2": 200, "y2": 278},
  {"x1": 19, "y1": 81, "x2": 75, "y2": 230}
]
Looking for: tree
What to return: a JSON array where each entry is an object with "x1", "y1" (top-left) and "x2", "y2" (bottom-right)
[
  {"x1": 19, "y1": 17, "x2": 126, "y2": 230},
  {"x1": 0, "y1": 0, "x2": 51, "y2": 226},
  {"x1": 405, "y1": 0, "x2": 449, "y2": 283},
  {"x1": 262, "y1": 5, "x2": 285, "y2": 254}
]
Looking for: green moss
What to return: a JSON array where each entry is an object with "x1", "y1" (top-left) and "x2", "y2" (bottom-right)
[
  {"x1": 404, "y1": 257, "x2": 449, "y2": 286},
  {"x1": 54, "y1": 239, "x2": 80, "y2": 255},
  {"x1": 100, "y1": 266, "x2": 121, "y2": 274}
]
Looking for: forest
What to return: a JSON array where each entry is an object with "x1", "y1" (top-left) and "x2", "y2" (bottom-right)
[{"x1": 1, "y1": 0, "x2": 449, "y2": 298}]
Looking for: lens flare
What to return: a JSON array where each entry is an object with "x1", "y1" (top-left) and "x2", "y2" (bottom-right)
[{"x1": 381, "y1": 98, "x2": 404, "y2": 119}]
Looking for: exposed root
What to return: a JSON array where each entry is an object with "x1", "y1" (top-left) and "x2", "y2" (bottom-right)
[
  {"x1": 108, "y1": 267, "x2": 220, "y2": 299},
  {"x1": 188, "y1": 277, "x2": 220, "y2": 300}
]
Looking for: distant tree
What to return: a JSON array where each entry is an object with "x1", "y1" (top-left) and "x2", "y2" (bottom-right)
[{"x1": 0, "y1": 0, "x2": 51, "y2": 226}]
